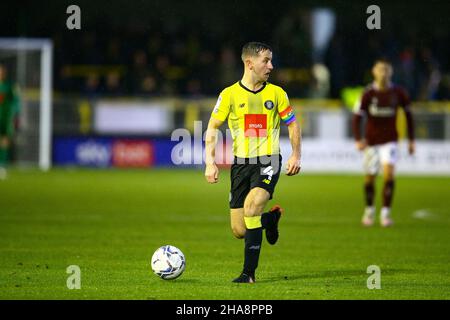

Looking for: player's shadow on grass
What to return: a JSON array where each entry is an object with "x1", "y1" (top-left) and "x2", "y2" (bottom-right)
[{"x1": 257, "y1": 268, "x2": 415, "y2": 283}]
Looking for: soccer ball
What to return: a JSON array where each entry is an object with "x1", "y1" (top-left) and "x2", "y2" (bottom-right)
[{"x1": 151, "y1": 245, "x2": 186, "y2": 280}]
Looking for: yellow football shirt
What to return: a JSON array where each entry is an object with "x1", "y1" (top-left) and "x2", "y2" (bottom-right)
[{"x1": 211, "y1": 81, "x2": 296, "y2": 158}]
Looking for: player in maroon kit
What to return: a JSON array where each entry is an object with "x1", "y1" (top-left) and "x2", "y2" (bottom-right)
[{"x1": 352, "y1": 59, "x2": 415, "y2": 227}]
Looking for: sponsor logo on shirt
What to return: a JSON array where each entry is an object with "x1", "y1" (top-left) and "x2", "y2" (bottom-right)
[
  {"x1": 369, "y1": 97, "x2": 395, "y2": 117},
  {"x1": 369, "y1": 104, "x2": 395, "y2": 117},
  {"x1": 244, "y1": 114, "x2": 267, "y2": 137}
]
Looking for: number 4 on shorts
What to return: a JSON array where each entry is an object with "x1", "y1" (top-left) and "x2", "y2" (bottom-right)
[{"x1": 262, "y1": 166, "x2": 273, "y2": 184}]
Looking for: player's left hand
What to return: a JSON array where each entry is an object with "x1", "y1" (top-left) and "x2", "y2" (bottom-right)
[
  {"x1": 205, "y1": 163, "x2": 219, "y2": 183},
  {"x1": 286, "y1": 155, "x2": 301, "y2": 176},
  {"x1": 408, "y1": 141, "x2": 416, "y2": 155}
]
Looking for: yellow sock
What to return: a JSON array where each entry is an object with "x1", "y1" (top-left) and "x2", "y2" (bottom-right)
[{"x1": 244, "y1": 216, "x2": 262, "y2": 229}]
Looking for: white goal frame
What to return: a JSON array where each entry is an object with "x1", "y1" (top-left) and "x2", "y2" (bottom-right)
[{"x1": 0, "y1": 38, "x2": 53, "y2": 171}]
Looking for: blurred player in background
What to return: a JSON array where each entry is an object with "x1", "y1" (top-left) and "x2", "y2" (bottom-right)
[
  {"x1": 352, "y1": 59, "x2": 415, "y2": 227},
  {"x1": 205, "y1": 42, "x2": 302, "y2": 283},
  {"x1": 0, "y1": 64, "x2": 20, "y2": 180}
]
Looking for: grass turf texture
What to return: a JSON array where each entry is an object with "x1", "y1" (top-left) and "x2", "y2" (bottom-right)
[{"x1": 0, "y1": 168, "x2": 449, "y2": 300}]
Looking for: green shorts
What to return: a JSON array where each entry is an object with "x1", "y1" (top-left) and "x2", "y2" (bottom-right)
[{"x1": 229, "y1": 154, "x2": 282, "y2": 209}]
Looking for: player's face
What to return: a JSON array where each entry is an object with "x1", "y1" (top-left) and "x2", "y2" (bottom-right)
[
  {"x1": 372, "y1": 62, "x2": 393, "y2": 83},
  {"x1": 251, "y1": 50, "x2": 273, "y2": 82}
]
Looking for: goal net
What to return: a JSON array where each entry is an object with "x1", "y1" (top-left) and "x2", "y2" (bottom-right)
[{"x1": 0, "y1": 38, "x2": 53, "y2": 171}]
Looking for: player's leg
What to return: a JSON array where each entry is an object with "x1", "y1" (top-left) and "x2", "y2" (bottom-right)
[
  {"x1": 229, "y1": 161, "x2": 250, "y2": 239},
  {"x1": 230, "y1": 208, "x2": 246, "y2": 239},
  {"x1": 379, "y1": 142, "x2": 397, "y2": 227},
  {"x1": 232, "y1": 155, "x2": 283, "y2": 283},
  {"x1": 255, "y1": 155, "x2": 283, "y2": 244},
  {"x1": 262, "y1": 204, "x2": 283, "y2": 244},
  {"x1": 233, "y1": 187, "x2": 270, "y2": 283},
  {"x1": 362, "y1": 146, "x2": 380, "y2": 226},
  {"x1": 380, "y1": 163, "x2": 395, "y2": 227},
  {"x1": 0, "y1": 135, "x2": 10, "y2": 180},
  {"x1": 0, "y1": 111, "x2": 14, "y2": 176},
  {"x1": 362, "y1": 174, "x2": 376, "y2": 226}
]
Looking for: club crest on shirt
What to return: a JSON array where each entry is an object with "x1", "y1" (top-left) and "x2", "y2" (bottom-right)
[{"x1": 264, "y1": 100, "x2": 274, "y2": 110}]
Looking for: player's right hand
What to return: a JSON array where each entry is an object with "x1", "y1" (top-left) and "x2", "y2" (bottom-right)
[
  {"x1": 205, "y1": 163, "x2": 219, "y2": 183},
  {"x1": 286, "y1": 155, "x2": 301, "y2": 176},
  {"x1": 355, "y1": 140, "x2": 367, "y2": 151}
]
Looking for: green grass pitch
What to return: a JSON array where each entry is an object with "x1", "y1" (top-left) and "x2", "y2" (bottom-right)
[{"x1": 0, "y1": 168, "x2": 449, "y2": 299}]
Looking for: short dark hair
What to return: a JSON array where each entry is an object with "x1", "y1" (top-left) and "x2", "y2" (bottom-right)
[{"x1": 241, "y1": 42, "x2": 272, "y2": 61}]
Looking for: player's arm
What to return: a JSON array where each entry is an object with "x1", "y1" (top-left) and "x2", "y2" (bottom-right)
[
  {"x1": 352, "y1": 93, "x2": 368, "y2": 151},
  {"x1": 204, "y1": 90, "x2": 229, "y2": 184},
  {"x1": 204, "y1": 117, "x2": 224, "y2": 183},
  {"x1": 278, "y1": 90, "x2": 301, "y2": 176},
  {"x1": 286, "y1": 119, "x2": 301, "y2": 176},
  {"x1": 399, "y1": 88, "x2": 415, "y2": 155}
]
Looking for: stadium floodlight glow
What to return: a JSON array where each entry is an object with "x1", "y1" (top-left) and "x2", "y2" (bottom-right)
[{"x1": 0, "y1": 38, "x2": 53, "y2": 171}]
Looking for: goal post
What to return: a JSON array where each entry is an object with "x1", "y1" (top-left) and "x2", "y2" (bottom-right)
[{"x1": 0, "y1": 38, "x2": 53, "y2": 171}]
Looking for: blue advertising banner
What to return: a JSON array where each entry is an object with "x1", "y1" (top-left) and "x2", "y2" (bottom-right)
[
  {"x1": 53, "y1": 137, "x2": 113, "y2": 167},
  {"x1": 53, "y1": 137, "x2": 186, "y2": 168}
]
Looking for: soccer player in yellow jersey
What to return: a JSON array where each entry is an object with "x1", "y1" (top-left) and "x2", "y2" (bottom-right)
[{"x1": 204, "y1": 42, "x2": 302, "y2": 283}]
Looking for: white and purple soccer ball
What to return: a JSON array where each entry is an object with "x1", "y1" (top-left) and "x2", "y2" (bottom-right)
[{"x1": 151, "y1": 245, "x2": 186, "y2": 280}]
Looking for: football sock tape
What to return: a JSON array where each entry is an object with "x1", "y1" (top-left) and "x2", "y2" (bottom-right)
[{"x1": 244, "y1": 216, "x2": 262, "y2": 229}]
